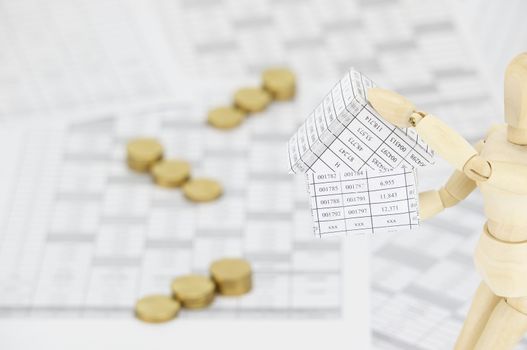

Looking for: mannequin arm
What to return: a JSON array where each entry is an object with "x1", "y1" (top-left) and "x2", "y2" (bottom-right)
[
  {"x1": 368, "y1": 88, "x2": 491, "y2": 182},
  {"x1": 419, "y1": 169, "x2": 477, "y2": 220},
  {"x1": 418, "y1": 140, "x2": 483, "y2": 220}
]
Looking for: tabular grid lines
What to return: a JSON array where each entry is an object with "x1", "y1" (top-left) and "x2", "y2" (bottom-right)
[
  {"x1": 308, "y1": 168, "x2": 418, "y2": 237},
  {"x1": 288, "y1": 68, "x2": 433, "y2": 175},
  {"x1": 153, "y1": 0, "x2": 497, "y2": 139},
  {"x1": 0, "y1": 0, "x2": 167, "y2": 123},
  {"x1": 0, "y1": 89, "x2": 344, "y2": 319}
]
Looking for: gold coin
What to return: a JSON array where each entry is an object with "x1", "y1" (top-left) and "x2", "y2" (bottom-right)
[
  {"x1": 151, "y1": 159, "x2": 191, "y2": 188},
  {"x1": 127, "y1": 138, "x2": 163, "y2": 172},
  {"x1": 182, "y1": 178, "x2": 223, "y2": 202},
  {"x1": 210, "y1": 258, "x2": 252, "y2": 296},
  {"x1": 135, "y1": 295, "x2": 181, "y2": 323},
  {"x1": 214, "y1": 278, "x2": 252, "y2": 296},
  {"x1": 207, "y1": 106, "x2": 246, "y2": 129},
  {"x1": 171, "y1": 275, "x2": 215, "y2": 309},
  {"x1": 210, "y1": 258, "x2": 252, "y2": 282},
  {"x1": 233, "y1": 87, "x2": 272, "y2": 113},
  {"x1": 181, "y1": 292, "x2": 215, "y2": 309},
  {"x1": 262, "y1": 68, "x2": 296, "y2": 100}
]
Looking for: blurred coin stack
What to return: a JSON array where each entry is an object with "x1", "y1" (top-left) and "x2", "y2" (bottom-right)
[
  {"x1": 207, "y1": 68, "x2": 296, "y2": 130},
  {"x1": 210, "y1": 258, "x2": 252, "y2": 296},
  {"x1": 172, "y1": 275, "x2": 215, "y2": 309},
  {"x1": 135, "y1": 258, "x2": 252, "y2": 323},
  {"x1": 126, "y1": 138, "x2": 222, "y2": 202},
  {"x1": 126, "y1": 138, "x2": 163, "y2": 172}
]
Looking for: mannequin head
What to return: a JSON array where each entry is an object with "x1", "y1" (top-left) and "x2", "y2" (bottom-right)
[{"x1": 505, "y1": 53, "x2": 527, "y2": 145}]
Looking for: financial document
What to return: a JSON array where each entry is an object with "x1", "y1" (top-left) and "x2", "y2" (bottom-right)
[
  {"x1": 308, "y1": 168, "x2": 418, "y2": 237},
  {"x1": 288, "y1": 69, "x2": 434, "y2": 174},
  {"x1": 288, "y1": 69, "x2": 427, "y2": 237},
  {"x1": 0, "y1": 87, "x2": 344, "y2": 319},
  {"x1": 2, "y1": 0, "x2": 526, "y2": 348},
  {"x1": 0, "y1": 0, "x2": 172, "y2": 124}
]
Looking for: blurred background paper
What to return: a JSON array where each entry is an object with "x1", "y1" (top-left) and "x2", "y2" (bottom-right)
[{"x1": 0, "y1": 0, "x2": 526, "y2": 349}]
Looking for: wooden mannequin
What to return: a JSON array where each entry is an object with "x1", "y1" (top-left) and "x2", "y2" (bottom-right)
[{"x1": 367, "y1": 52, "x2": 527, "y2": 350}]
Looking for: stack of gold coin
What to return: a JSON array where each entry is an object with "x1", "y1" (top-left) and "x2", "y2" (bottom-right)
[
  {"x1": 182, "y1": 178, "x2": 223, "y2": 202},
  {"x1": 207, "y1": 106, "x2": 246, "y2": 129},
  {"x1": 262, "y1": 68, "x2": 296, "y2": 101},
  {"x1": 210, "y1": 258, "x2": 252, "y2": 296},
  {"x1": 135, "y1": 259, "x2": 253, "y2": 324},
  {"x1": 207, "y1": 68, "x2": 296, "y2": 130},
  {"x1": 151, "y1": 159, "x2": 191, "y2": 188},
  {"x1": 171, "y1": 274, "x2": 215, "y2": 309},
  {"x1": 234, "y1": 87, "x2": 272, "y2": 113},
  {"x1": 135, "y1": 295, "x2": 181, "y2": 323},
  {"x1": 127, "y1": 138, "x2": 163, "y2": 172}
]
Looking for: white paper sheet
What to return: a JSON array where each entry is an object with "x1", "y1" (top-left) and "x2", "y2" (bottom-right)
[
  {"x1": 288, "y1": 68, "x2": 434, "y2": 174},
  {"x1": 0, "y1": 0, "x2": 175, "y2": 125},
  {"x1": 308, "y1": 168, "x2": 418, "y2": 237},
  {"x1": 288, "y1": 68, "x2": 429, "y2": 237},
  {"x1": 0, "y1": 86, "x2": 346, "y2": 319}
]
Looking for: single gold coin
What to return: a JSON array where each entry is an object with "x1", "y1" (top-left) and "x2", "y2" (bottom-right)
[
  {"x1": 210, "y1": 258, "x2": 252, "y2": 282},
  {"x1": 215, "y1": 279, "x2": 252, "y2": 296},
  {"x1": 171, "y1": 274, "x2": 215, "y2": 309},
  {"x1": 127, "y1": 138, "x2": 163, "y2": 172},
  {"x1": 207, "y1": 106, "x2": 246, "y2": 129},
  {"x1": 151, "y1": 159, "x2": 191, "y2": 188},
  {"x1": 182, "y1": 178, "x2": 223, "y2": 202},
  {"x1": 233, "y1": 87, "x2": 272, "y2": 113},
  {"x1": 262, "y1": 68, "x2": 296, "y2": 100},
  {"x1": 180, "y1": 292, "x2": 215, "y2": 309},
  {"x1": 210, "y1": 258, "x2": 252, "y2": 296},
  {"x1": 135, "y1": 295, "x2": 181, "y2": 323}
]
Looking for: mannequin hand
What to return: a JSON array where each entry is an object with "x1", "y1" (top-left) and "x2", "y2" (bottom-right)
[{"x1": 367, "y1": 88, "x2": 418, "y2": 128}]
